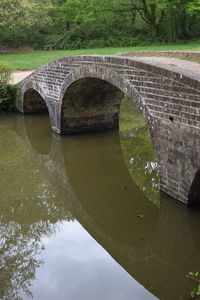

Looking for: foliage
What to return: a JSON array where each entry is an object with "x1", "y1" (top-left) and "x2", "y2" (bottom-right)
[
  {"x1": 0, "y1": 84, "x2": 19, "y2": 111},
  {"x1": 45, "y1": 33, "x2": 151, "y2": 50},
  {"x1": 0, "y1": 0, "x2": 53, "y2": 48},
  {"x1": 0, "y1": 61, "x2": 18, "y2": 111},
  {"x1": 0, "y1": 62, "x2": 11, "y2": 85},
  {"x1": 187, "y1": 0, "x2": 200, "y2": 16},
  {"x1": 0, "y1": 0, "x2": 199, "y2": 49},
  {"x1": 187, "y1": 272, "x2": 200, "y2": 299}
]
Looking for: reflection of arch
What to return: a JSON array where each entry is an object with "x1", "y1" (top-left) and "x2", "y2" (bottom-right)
[
  {"x1": 18, "y1": 112, "x2": 158, "y2": 246},
  {"x1": 15, "y1": 114, "x2": 52, "y2": 157},
  {"x1": 23, "y1": 114, "x2": 52, "y2": 155},
  {"x1": 58, "y1": 65, "x2": 150, "y2": 135}
]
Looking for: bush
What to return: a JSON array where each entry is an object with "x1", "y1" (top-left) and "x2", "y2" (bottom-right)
[
  {"x1": 0, "y1": 61, "x2": 19, "y2": 111},
  {"x1": 0, "y1": 84, "x2": 19, "y2": 111},
  {"x1": 0, "y1": 61, "x2": 11, "y2": 85},
  {"x1": 45, "y1": 32, "x2": 152, "y2": 50}
]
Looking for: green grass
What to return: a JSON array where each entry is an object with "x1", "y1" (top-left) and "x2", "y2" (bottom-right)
[{"x1": 0, "y1": 40, "x2": 199, "y2": 70}]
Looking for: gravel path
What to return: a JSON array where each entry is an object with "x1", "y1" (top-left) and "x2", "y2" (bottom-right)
[
  {"x1": 10, "y1": 56, "x2": 200, "y2": 84},
  {"x1": 136, "y1": 56, "x2": 200, "y2": 75},
  {"x1": 11, "y1": 70, "x2": 34, "y2": 84}
]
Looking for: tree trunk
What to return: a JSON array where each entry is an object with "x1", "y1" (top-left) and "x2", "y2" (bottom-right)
[{"x1": 149, "y1": 22, "x2": 158, "y2": 40}]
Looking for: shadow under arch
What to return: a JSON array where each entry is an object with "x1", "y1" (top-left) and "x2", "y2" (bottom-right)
[
  {"x1": 60, "y1": 77, "x2": 124, "y2": 134},
  {"x1": 23, "y1": 84, "x2": 48, "y2": 114}
]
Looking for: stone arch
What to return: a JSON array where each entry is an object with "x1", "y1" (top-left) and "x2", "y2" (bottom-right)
[
  {"x1": 58, "y1": 65, "x2": 152, "y2": 134},
  {"x1": 18, "y1": 81, "x2": 49, "y2": 114}
]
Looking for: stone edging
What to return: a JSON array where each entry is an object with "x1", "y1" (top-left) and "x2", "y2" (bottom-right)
[{"x1": 121, "y1": 51, "x2": 200, "y2": 58}]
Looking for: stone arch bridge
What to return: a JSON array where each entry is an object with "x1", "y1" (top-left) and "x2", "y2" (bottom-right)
[{"x1": 17, "y1": 55, "x2": 200, "y2": 207}]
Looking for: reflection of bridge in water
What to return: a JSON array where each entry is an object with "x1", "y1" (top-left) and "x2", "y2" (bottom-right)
[
  {"x1": 11, "y1": 114, "x2": 200, "y2": 300},
  {"x1": 17, "y1": 55, "x2": 200, "y2": 206}
]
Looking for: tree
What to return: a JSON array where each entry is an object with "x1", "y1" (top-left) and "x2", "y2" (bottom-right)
[
  {"x1": 129, "y1": 0, "x2": 168, "y2": 39},
  {"x1": 0, "y1": 0, "x2": 53, "y2": 47}
]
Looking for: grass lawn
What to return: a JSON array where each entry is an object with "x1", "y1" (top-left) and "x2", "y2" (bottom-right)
[{"x1": 0, "y1": 40, "x2": 200, "y2": 70}]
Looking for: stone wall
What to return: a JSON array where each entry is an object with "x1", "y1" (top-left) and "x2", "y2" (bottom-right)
[{"x1": 121, "y1": 50, "x2": 200, "y2": 58}]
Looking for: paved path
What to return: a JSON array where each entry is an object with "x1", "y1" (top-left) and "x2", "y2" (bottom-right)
[
  {"x1": 11, "y1": 70, "x2": 34, "y2": 84},
  {"x1": 136, "y1": 56, "x2": 200, "y2": 75},
  {"x1": 11, "y1": 56, "x2": 200, "y2": 84}
]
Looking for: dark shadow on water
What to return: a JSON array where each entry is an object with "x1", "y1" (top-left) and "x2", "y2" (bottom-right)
[{"x1": 188, "y1": 169, "x2": 200, "y2": 207}]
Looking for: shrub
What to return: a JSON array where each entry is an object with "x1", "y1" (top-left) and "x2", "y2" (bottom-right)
[
  {"x1": 44, "y1": 32, "x2": 152, "y2": 50},
  {"x1": 0, "y1": 61, "x2": 19, "y2": 111},
  {"x1": 0, "y1": 61, "x2": 11, "y2": 85},
  {"x1": 0, "y1": 84, "x2": 19, "y2": 111}
]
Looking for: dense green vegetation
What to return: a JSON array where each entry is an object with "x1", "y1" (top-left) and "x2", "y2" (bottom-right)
[
  {"x1": 0, "y1": 40, "x2": 200, "y2": 70},
  {"x1": 0, "y1": 62, "x2": 19, "y2": 110},
  {"x1": 0, "y1": 0, "x2": 199, "y2": 50},
  {"x1": 0, "y1": 84, "x2": 19, "y2": 110}
]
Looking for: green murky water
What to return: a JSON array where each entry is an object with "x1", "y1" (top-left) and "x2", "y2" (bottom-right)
[{"x1": 0, "y1": 99, "x2": 200, "y2": 300}]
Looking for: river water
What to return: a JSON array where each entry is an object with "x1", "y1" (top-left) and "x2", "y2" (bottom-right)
[{"x1": 0, "y1": 99, "x2": 200, "y2": 300}]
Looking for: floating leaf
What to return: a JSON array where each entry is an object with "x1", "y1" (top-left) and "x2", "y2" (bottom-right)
[{"x1": 137, "y1": 214, "x2": 144, "y2": 218}]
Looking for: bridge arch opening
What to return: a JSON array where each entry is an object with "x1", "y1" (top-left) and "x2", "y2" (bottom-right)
[
  {"x1": 60, "y1": 77, "x2": 125, "y2": 134},
  {"x1": 23, "y1": 89, "x2": 48, "y2": 113}
]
